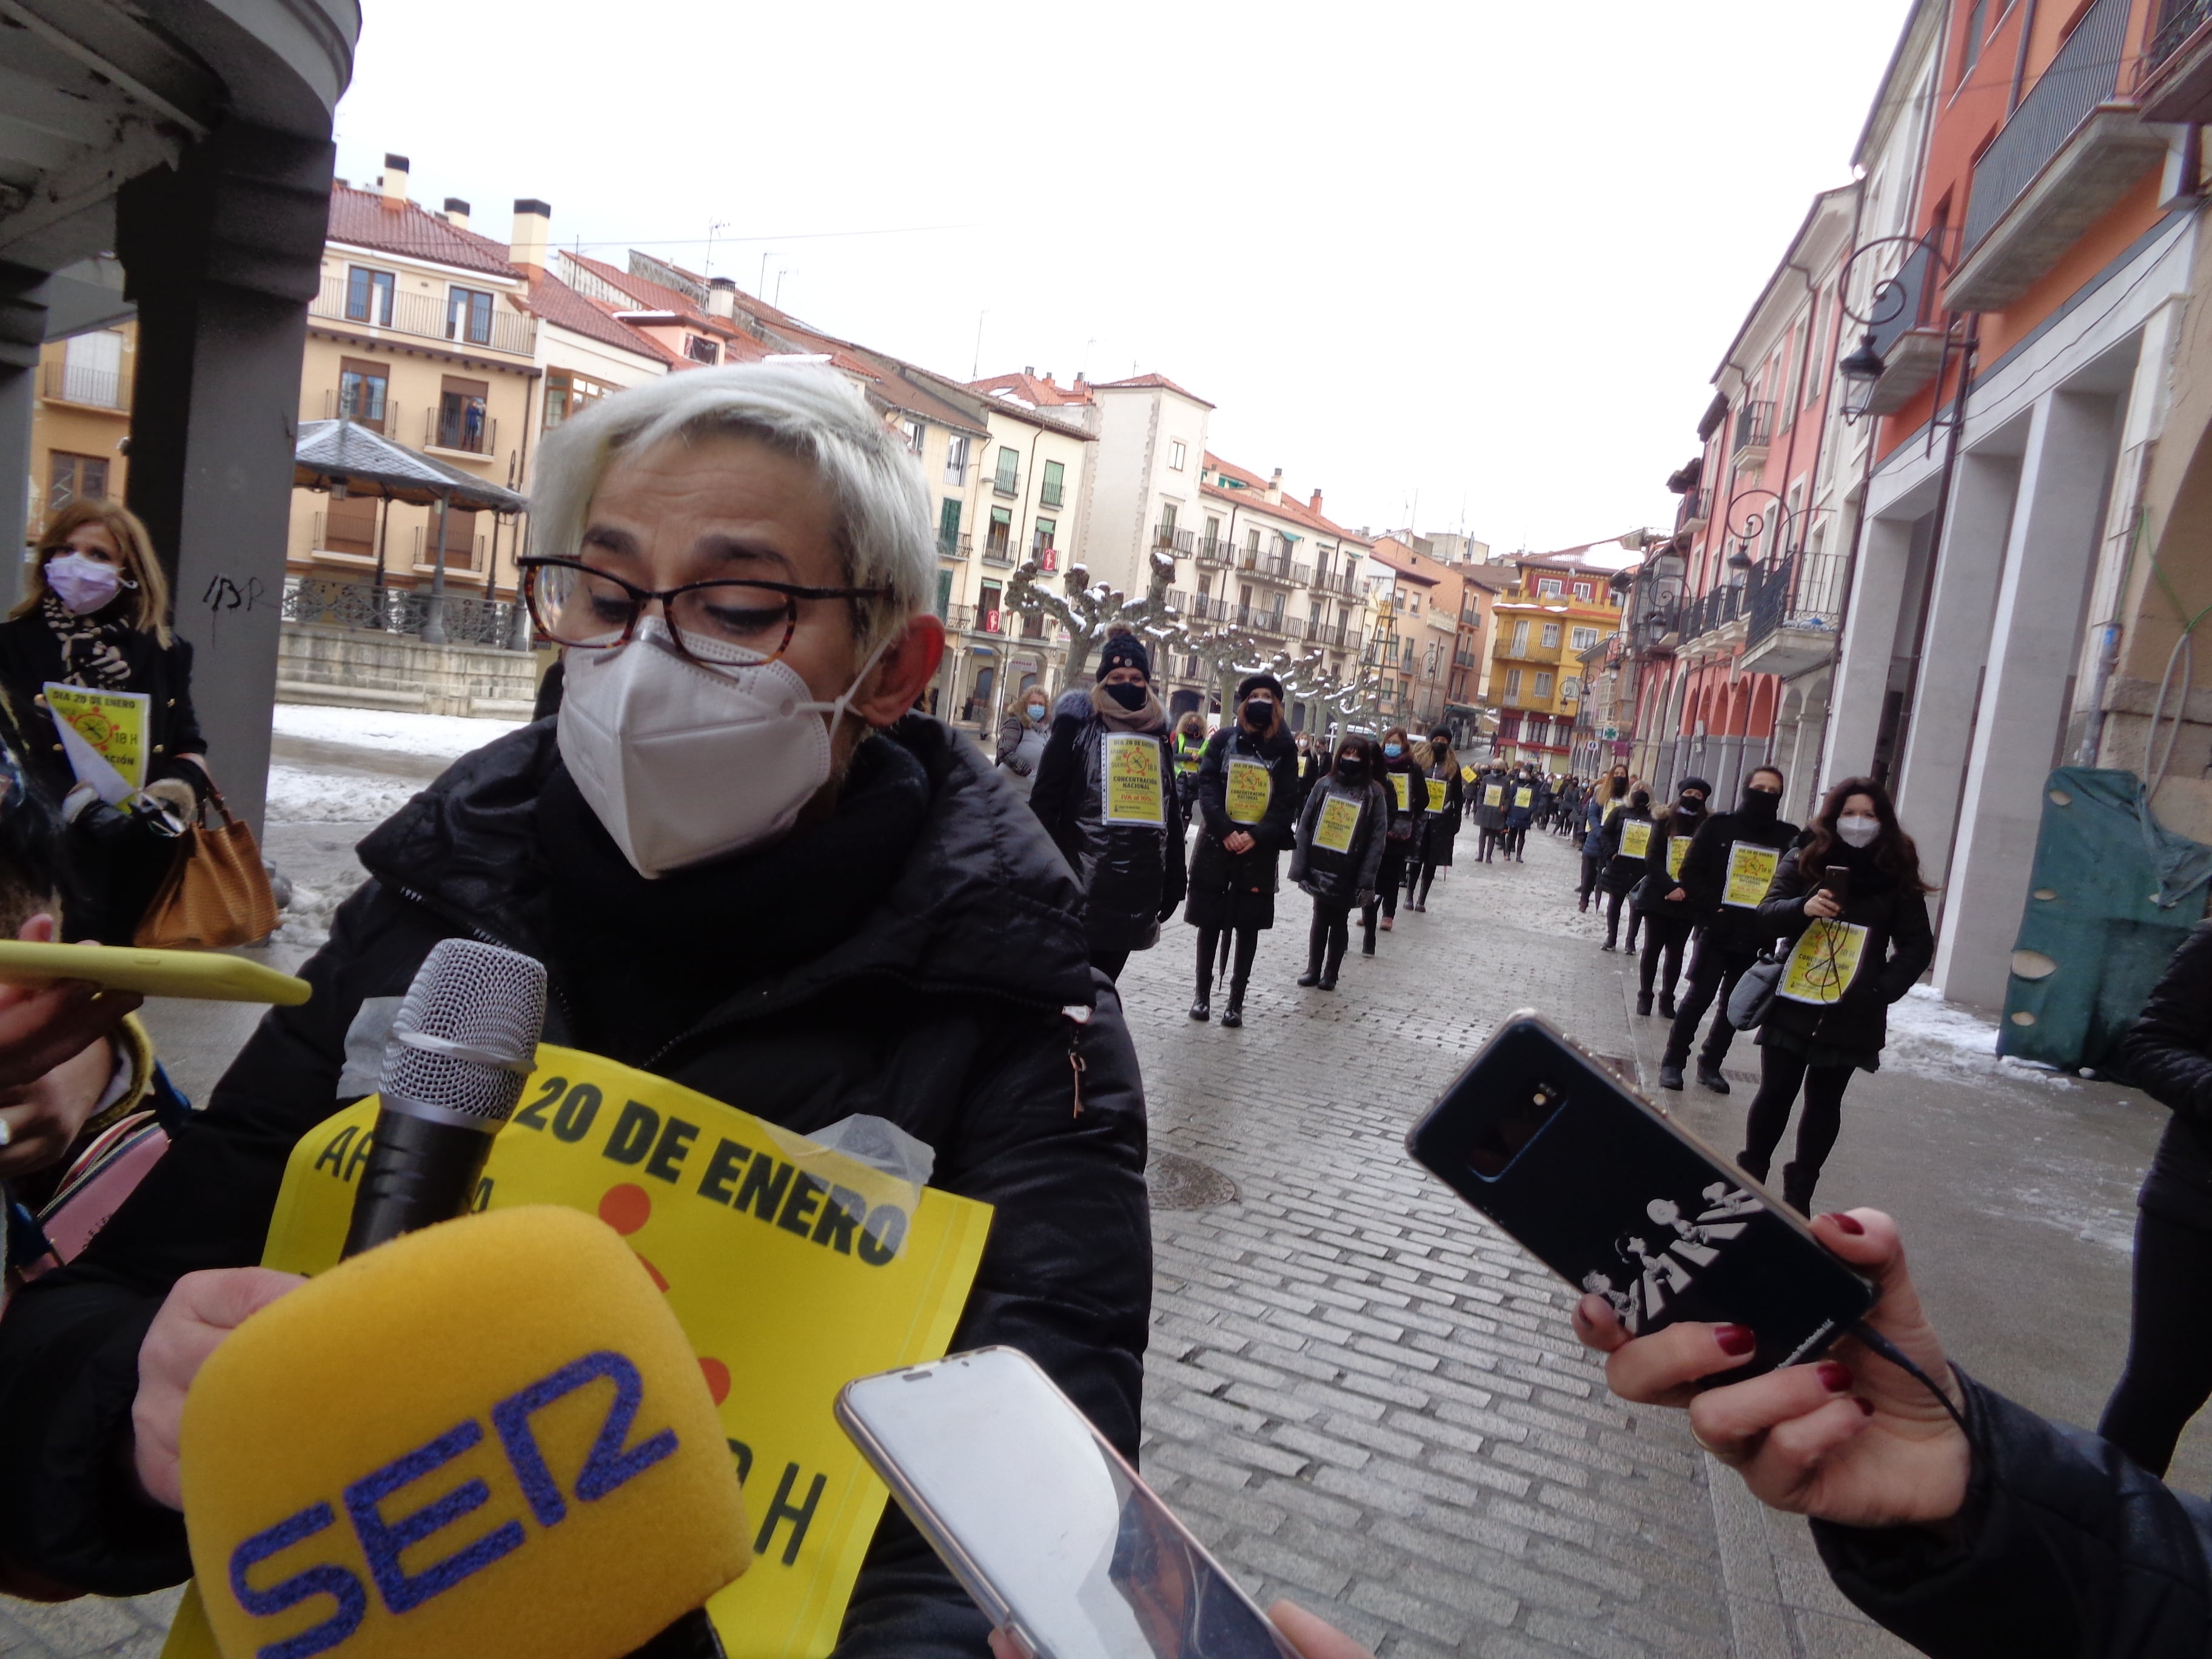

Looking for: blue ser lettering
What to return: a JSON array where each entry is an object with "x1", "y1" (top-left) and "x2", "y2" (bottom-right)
[
  {"x1": 491, "y1": 1350, "x2": 678, "y2": 1528},
  {"x1": 227, "y1": 1503, "x2": 367, "y2": 1659},
  {"x1": 343, "y1": 1419, "x2": 525, "y2": 1614}
]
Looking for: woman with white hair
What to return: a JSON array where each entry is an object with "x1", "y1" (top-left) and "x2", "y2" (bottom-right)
[{"x1": 0, "y1": 366, "x2": 1154, "y2": 1656}]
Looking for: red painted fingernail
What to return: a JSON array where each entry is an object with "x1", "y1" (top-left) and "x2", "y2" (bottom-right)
[
  {"x1": 1815, "y1": 1361, "x2": 1852, "y2": 1393},
  {"x1": 1825, "y1": 1212, "x2": 1864, "y2": 1235},
  {"x1": 1855, "y1": 1397, "x2": 1875, "y2": 1416},
  {"x1": 1714, "y1": 1324, "x2": 1756, "y2": 1356}
]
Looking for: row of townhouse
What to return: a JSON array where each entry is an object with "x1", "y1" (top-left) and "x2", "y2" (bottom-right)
[
  {"x1": 1488, "y1": 546, "x2": 1637, "y2": 770},
  {"x1": 1618, "y1": 0, "x2": 2212, "y2": 1008}
]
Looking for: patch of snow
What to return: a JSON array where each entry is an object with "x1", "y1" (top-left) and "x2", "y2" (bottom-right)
[
  {"x1": 264, "y1": 763, "x2": 422, "y2": 826},
  {"x1": 1885, "y1": 984, "x2": 2074, "y2": 1088},
  {"x1": 273, "y1": 703, "x2": 525, "y2": 761},
  {"x1": 272, "y1": 868, "x2": 371, "y2": 949}
]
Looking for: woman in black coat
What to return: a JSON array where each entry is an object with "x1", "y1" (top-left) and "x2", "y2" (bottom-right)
[
  {"x1": 1289, "y1": 733, "x2": 1389, "y2": 992},
  {"x1": 1633, "y1": 779, "x2": 1708, "y2": 1018},
  {"x1": 1404, "y1": 728, "x2": 1462, "y2": 913},
  {"x1": 1362, "y1": 726, "x2": 1424, "y2": 950},
  {"x1": 0, "y1": 501, "x2": 210, "y2": 942},
  {"x1": 1595, "y1": 788, "x2": 1655, "y2": 952},
  {"x1": 1030, "y1": 628, "x2": 1187, "y2": 982},
  {"x1": 2100, "y1": 919, "x2": 2212, "y2": 1475},
  {"x1": 1740, "y1": 776, "x2": 1932, "y2": 1214},
  {"x1": 1184, "y1": 674, "x2": 1301, "y2": 1028}
]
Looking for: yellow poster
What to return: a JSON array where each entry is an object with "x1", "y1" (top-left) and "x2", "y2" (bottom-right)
[
  {"x1": 43, "y1": 682, "x2": 150, "y2": 795},
  {"x1": 1666, "y1": 834, "x2": 1689, "y2": 880},
  {"x1": 1779, "y1": 919, "x2": 1870, "y2": 1006},
  {"x1": 1225, "y1": 756, "x2": 1272, "y2": 825},
  {"x1": 1514, "y1": 786, "x2": 1535, "y2": 809},
  {"x1": 1426, "y1": 778, "x2": 1449, "y2": 811},
  {"x1": 1101, "y1": 732, "x2": 1165, "y2": 826},
  {"x1": 1723, "y1": 842, "x2": 1781, "y2": 909},
  {"x1": 1483, "y1": 783, "x2": 1505, "y2": 809},
  {"x1": 1603, "y1": 799, "x2": 1621, "y2": 822},
  {"x1": 1620, "y1": 820, "x2": 1652, "y2": 860},
  {"x1": 163, "y1": 1045, "x2": 993, "y2": 1659},
  {"x1": 1461, "y1": 765, "x2": 1476, "y2": 783},
  {"x1": 1390, "y1": 773, "x2": 1410, "y2": 813},
  {"x1": 1315, "y1": 794, "x2": 1361, "y2": 854}
]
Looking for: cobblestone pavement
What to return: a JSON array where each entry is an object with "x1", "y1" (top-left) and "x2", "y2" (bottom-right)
[{"x1": 5, "y1": 800, "x2": 2179, "y2": 1657}]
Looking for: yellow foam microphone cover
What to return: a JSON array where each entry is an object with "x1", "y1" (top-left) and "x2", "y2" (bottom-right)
[{"x1": 179, "y1": 1205, "x2": 748, "y2": 1659}]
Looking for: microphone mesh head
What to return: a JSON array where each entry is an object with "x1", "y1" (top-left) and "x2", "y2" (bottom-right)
[{"x1": 379, "y1": 939, "x2": 549, "y2": 1122}]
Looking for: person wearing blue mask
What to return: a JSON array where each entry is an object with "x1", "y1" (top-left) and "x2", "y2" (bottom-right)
[
  {"x1": 1361, "y1": 726, "x2": 1426, "y2": 951},
  {"x1": 994, "y1": 683, "x2": 1053, "y2": 802}
]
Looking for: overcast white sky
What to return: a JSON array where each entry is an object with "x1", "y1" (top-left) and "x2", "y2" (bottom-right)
[{"x1": 332, "y1": 0, "x2": 1914, "y2": 554}]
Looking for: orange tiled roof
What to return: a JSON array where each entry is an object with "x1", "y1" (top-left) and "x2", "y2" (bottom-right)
[
  {"x1": 327, "y1": 184, "x2": 520, "y2": 279},
  {"x1": 1200, "y1": 453, "x2": 1369, "y2": 544},
  {"x1": 1092, "y1": 371, "x2": 1215, "y2": 409},
  {"x1": 518, "y1": 273, "x2": 674, "y2": 365},
  {"x1": 971, "y1": 369, "x2": 1092, "y2": 407}
]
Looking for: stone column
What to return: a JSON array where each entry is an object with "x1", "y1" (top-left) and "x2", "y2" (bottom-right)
[
  {"x1": 1936, "y1": 390, "x2": 2120, "y2": 1006},
  {"x1": 1892, "y1": 450, "x2": 2021, "y2": 889},
  {"x1": 117, "y1": 121, "x2": 335, "y2": 835},
  {"x1": 1820, "y1": 512, "x2": 1919, "y2": 780},
  {"x1": 0, "y1": 266, "x2": 49, "y2": 608}
]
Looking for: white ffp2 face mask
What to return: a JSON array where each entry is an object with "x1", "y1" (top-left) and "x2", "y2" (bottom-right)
[
  {"x1": 1835, "y1": 814, "x2": 1882, "y2": 848},
  {"x1": 556, "y1": 620, "x2": 889, "y2": 878}
]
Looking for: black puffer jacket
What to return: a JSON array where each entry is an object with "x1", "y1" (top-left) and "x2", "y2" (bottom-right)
[
  {"x1": 1379, "y1": 752, "x2": 1426, "y2": 845},
  {"x1": 1815, "y1": 1367, "x2": 2212, "y2": 1657},
  {"x1": 1754, "y1": 846, "x2": 1933, "y2": 1057},
  {"x1": 1186, "y1": 723, "x2": 1299, "y2": 932},
  {"x1": 1030, "y1": 690, "x2": 1187, "y2": 957},
  {"x1": 1676, "y1": 799, "x2": 1801, "y2": 952},
  {"x1": 1416, "y1": 745, "x2": 1462, "y2": 863},
  {"x1": 0, "y1": 717, "x2": 1151, "y2": 1659},
  {"x1": 1289, "y1": 774, "x2": 1390, "y2": 908},
  {"x1": 2121, "y1": 920, "x2": 2212, "y2": 1230},
  {"x1": 1597, "y1": 805, "x2": 1655, "y2": 897}
]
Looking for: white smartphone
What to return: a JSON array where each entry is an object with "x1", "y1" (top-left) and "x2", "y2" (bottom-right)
[{"x1": 836, "y1": 1347, "x2": 1299, "y2": 1659}]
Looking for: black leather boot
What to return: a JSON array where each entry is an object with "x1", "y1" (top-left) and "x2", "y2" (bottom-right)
[
  {"x1": 1735, "y1": 1149, "x2": 1769, "y2": 1183},
  {"x1": 1319, "y1": 937, "x2": 1347, "y2": 990},
  {"x1": 1781, "y1": 1162, "x2": 1817, "y2": 1215},
  {"x1": 1658, "y1": 991, "x2": 1677, "y2": 1019},
  {"x1": 1635, "y1": 991, "x2": 1654, "y2": 1016},
  {"x1": 1695, "y1": 1061, "x2": 1731, "y2": 1094},
  {"x1": 1221, "y1": 981, "x2": 1245, "y2": 1028},
  {"x1": 1298, "y1": 916, "x2": 1326, "y2": 986}
]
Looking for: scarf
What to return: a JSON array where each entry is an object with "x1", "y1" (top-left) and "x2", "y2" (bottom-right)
[
  {"x1": 1090, "y1": 680, "x2": 1165, "y2": 733},
  {"x1": 40, "y1": 591, "x2": 133, "y2": 690}
]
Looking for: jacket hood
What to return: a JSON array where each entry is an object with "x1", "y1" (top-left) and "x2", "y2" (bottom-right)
[{"x1": 357, "y1": 714, "x2": 1098, "y2": 1014}]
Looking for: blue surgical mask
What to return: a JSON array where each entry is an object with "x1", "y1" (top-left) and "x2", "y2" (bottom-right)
[
  {"x1": 1026, "y1": 703, "x2": 1048, "y2": 723},
  {"x1": 1383, "y1": 743, "x2": 1403, "y2": 759}
]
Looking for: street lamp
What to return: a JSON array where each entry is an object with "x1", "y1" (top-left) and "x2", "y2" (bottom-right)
[{"x1": 1838, "y1": 331, "x2": 1885, "y2": 426}]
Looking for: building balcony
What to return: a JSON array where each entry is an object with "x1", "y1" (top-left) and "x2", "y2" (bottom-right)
[
  {"x1": 1240, "y1": 551, "x2": 1298, "y2": 584},
  {"x1": 1730, "y1": 401, "x2": 1774, "y2": 470},
  {"x1": 1677, "y1": 581, "x2": 1748, "y2": 649},
  {"x1": 1675, "y1": 488, "x2": 1709, "y2": 534},
  {"x1": 1740, "y1": 549, "x2": 1847, "y2": 679},
  {"x1": 1948, "y1": 0, "x2": 2167, "y2": 312},
  {"x1": 938, "y1": 532, "x2": 971, "y2": 560},
  {"x1": 1153, "y1": 525, "x2": 1196, "y2": 556},
  {"x1": 980, "y1": 540, "x2": 1016, "y2": 567},
  {"x1": 1855, "y1": 234, "x2": 1947, "y2": 414},
  {"x1": 310, "y1": 275, "x2": 537, "y2": 357},
  {"x1": 41, "y1": 360, "x2": 128, "y2": 411},
  {"x1": 942, "y1": 602, "x2": 976, "y2": 632},
  {"x1": 2140, "y1": 0, "x2": 2212, "y2": 121},
  {"x1": 424, "y1": 406, "x2": 497, "y2": 459},
  {"x1": 992, "y1": 474, "x2": 1020, "y2": 498},
  {"x1": 1039, "y1": 486, "x2": 1065, "y2": 510},
  {"x1": 1030, "y1": 539, "x2": 1061, "y2": 573},
  {"x1": 1311, "y1": 569, "x2": 1360, "y2": 599}
]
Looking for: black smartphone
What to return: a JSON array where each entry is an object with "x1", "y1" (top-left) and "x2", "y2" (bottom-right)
[
  {"x1": 1822, "y1": 865, "x2": 1852, "y2": 909},
  {"x1": 1406, "y1": 1011, "x2": 1875, "y2": 1375}
]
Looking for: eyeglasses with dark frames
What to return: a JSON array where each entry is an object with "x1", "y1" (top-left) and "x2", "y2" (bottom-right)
[{"x1": 520, "y1": 557, "x2": 888, "y2": 668}]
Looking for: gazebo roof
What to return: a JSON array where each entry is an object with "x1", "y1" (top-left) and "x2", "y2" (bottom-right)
[{"x1": 293, "y1": 420, "x2": 526, "y2": 513}]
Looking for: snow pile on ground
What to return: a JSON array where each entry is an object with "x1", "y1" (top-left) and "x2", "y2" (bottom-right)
[
  {"x1": 273, "y1": 703, "x2": 525, "y2": 760},
  {"x1": 1885, "y1": 984, "x2": 2074, "y2": 1087},
  {"x1": 273, "y1": 868, "x2": 372, "y2": 948},
  {"x1": 264, "y1": 763, "x2": 424, "y2": 826}
]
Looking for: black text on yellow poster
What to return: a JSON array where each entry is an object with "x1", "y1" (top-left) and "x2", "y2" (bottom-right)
[
  {"x1": 1666, "y1": 834, "x2": 1689, "y2": 879},
  {"x1": 1315, "y1": 794, "x2": 1361, "y2": 854},
  {"x1": 1779, "y1": 920, "x2": 1869, "y2": 1006},
  {"x1": 1514, "y1": 786, "x2": 1535, "y2": 809},
  {"x1": 1483, "y1": 783, "x2": 1505, "y2": 809},
  {"x1": 1619, "y1": 820, "x2": 1652, "y2": 860},
  {"x1": 1224, "y1": 757, "x2": 1271, "y2": 825},
  {"x1": 1101, "y1": 732, "x2": 1165, "y2": 826},
  {"x1": 1723, "y1": 842, "x2": 1780, "y2": 908},
  {"x1": 1390, "y1": 772, "x2": 1410, "y2": 813},
  {"x1": 1426, "y1": 778, "x2": 1449, "y2": 811}
]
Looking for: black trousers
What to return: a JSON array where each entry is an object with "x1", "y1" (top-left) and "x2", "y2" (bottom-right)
[
  {"x1": 1195, "y1": 925, "x2": 1259, "y2": 997},
  {"x1": 1638, "y1": 916, "x2": 1692, "y2": 997},
  {"x1": 1739, "y1": 1045, "x2": 1853, "y2": 1201},
  {"x1": 1663, "y1": 937, "x2": 1758, "y2": 1069},
  {"x1": 2100, "y1": 1209, "x2": 2212, "y2": 1476},
  {"x1": 1306, "y1": 900, "x2": 1351, "y2": 977},
  {"x1": 1475, "y1": 828, "x2": 1500, "y2": 862},
  {"x1": 1603, "y1": 887, "x2": 1632, "y2": 947},
  {"x1": 1091, "y1": 947, "x2": 1130, "y2": 982},
  {"x1": 1412, "y1": 863, "x2": 1441, "y2": 906},
  {"x1": 1503, "y1": 825, "x2": 1527, "y2": 859},
  {"x1": 1370, "y1": 842, "x2": 1410, "y2": 921},
  {"x1": 1578, "y1": 854, "x2": 1602, "y2": 901}
]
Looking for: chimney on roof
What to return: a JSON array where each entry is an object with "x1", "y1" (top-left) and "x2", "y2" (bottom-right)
[
  {"x1": 442, "y1": 197, "x2": 471, "y2": 230},
  {"x1": 1310, "y1": 489, "x2": 1324, "y2": 515},
  {"x1": 379, "y1": 154, "x2": 409, "y2": 204},
  {"x1": 1024, "y1": 365, "x2": 1034, "y2": 376},
  {"x1": 706, "y1": 276, "x2": 737, "y2": 319},
  {"x1": 1265, "y1": 468, "x2": 1283, "y2": 506},
  {"x1": 510, "y1": 199, "x2": 551, "y2": 273}
]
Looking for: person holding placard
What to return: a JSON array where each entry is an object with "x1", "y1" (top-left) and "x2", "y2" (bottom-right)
[
  {"x1": 1595, "y1": 788, "x2": 1655, "y2": 952},
  {"x1": 1289, "y1": 736, "x2": 1389, "y2": 991},
  {"x1": 1503, "y1": 768, "x2": 1537, "y2": 860},
  {"x1": 1579, "y1": 766, "x2": 1630, "y2": 911},
  {"x1": 1659, "y1": 768, "x2": 1799, "y2": 1094},
  {"x1": 1471, "y1": 766, "x2": 1508, "y2": 861},
  {"x1": 1184, "y1": 674, "x2": 1301, "y2": 1027},
  {"x1": 1405, "y1": 729, "x2": 1462, "y2": 912},
  {"x1": 1361, "y1": 728, "x2": 1426, "y2": 951},
  {"x1": 0, "y1": 502, "x2": 211, "y2": 943},
  {"x1": 1634, "y1": 777, "x2": 1709, "y2": 1017},
  {"x1": 1031, "y1": 625, "x2": 1187, "y2": 983},
  {"x1": 1738, "y1": 777, "x2": 1931, "y2": 1213}
]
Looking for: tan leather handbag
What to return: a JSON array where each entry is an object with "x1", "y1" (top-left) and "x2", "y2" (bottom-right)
[{"x1": 133, "y1": 783, "x2": 280, "y2": 950}]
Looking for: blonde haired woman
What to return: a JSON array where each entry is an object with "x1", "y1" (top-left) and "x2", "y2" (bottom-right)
[{"x1": 0, "y1": 500, "x2": 207, "y2": 939}]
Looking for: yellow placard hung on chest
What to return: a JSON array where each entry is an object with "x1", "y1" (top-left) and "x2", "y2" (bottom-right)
[
  {"x1": 1101, "y1": 732, "x2": 1165, "y2": 826},
  {"x1": 1224, "y1": 756, "x2": 1272, "y2": 825},
  {"x1": 1483, "y1": 783, "x2": 1505, "y2": 808},
  {"x1": 1723, "y1": 842, "x2": 1781, "y2": 908},
  {"x1": 1426, "y1": 778, "x2": 1449, "y2": 811},
  {"x1": 1389, "y1": 773, "x2": 1410, "y2": 813},
  {"x1": 1315, "y1": 794, "x2": 1361, "y2": 854},
  {"x1": 1514, "y1": 786, "x2": 1535, "y2": 809},
  {"x1": 171, "y1": 1045, "x2": 994, "y2": 1659},
  {"x1": 1779, "y1": 919, "x2": 1870, "y2": 1005},
  {"x1": 1666, "y1": 834, "x2": 1690, "y2": 879},
  {"x1": 1620, "y1": 820, "x2": 1652, "y2": 860}
]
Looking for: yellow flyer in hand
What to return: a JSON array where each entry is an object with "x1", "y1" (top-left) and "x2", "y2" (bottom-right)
[
  {"x1": 1225, "y1": 757, "x2": 1272, "y2": 825},
  {"x1": 1389, "y1": 773, "x2": 1410, "y2": 812},
  {"x1": 1779, "y1": 919, "x2": 1870, "y2": 1005},
  {"x1": 1426, "y1": 778, "x2": 1449, "y2": 811},
  {"x1": 1723, "y1": 842, "x2": 1781, "y2": 908},
  {"x1": 1619, "y1": 820, "x2": 1652, "y2": 860},
  {"x1": 1666, "y1": 834, "x2": 1690, "y2": 879},
  {"x1": 1101, "y1": 732, "x2": 1165, "y2": 826},
  {"x1": 1514, "y1": 786, "x2": 1535, "y2": 809},
  {"x1": 42, "y1": 682, "x2": 150, "y2": 797},
  {"x1": 1461, "y1": 765, "x2": 1476, "y2": 783},
  {"x1": 162, "y1": 1044, "x2": 994, "y2": 1659},
  {"x1": 1315, "y1": 794, "x2": 1361, "y2": 854},
  {"x1": 1483, "y1": 783, "x2": 1505, "y2": 809}
]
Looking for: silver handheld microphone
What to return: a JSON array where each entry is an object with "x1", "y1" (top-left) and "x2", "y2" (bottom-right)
[{"x1": 340, "y1": 937, "x2": 548, "y2": 1258}]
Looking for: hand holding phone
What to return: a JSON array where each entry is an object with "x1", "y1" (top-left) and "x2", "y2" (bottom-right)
[{"x1": 1821, "y1": 865, "x2": 1852, "y2": 910}]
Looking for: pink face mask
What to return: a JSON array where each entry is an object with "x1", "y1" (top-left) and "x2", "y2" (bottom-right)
[{"x1": 45, "y1": 554, "x2": 126, "y2": 615}]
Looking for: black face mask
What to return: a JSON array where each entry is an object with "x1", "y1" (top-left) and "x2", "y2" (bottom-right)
[
  {"x1": 1335, "y1": 756, "x2": 1366, "y2": 782},
  {"x1": 1103, "y1": 681, "x2": 1147, "y2": 711},
  {"x1": 1676, "y1": 797, "x2": 1704, "y2": 817},
  {"x1": 1740, "y1": 788, "x2": 1780, "y2": 824},
  {"x1": 1610, "y1": 775, "x2": 1629, "y2": 798},
  {"x1": 1242, "y1": 699, "x2": 1276, "y2": 729}
]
